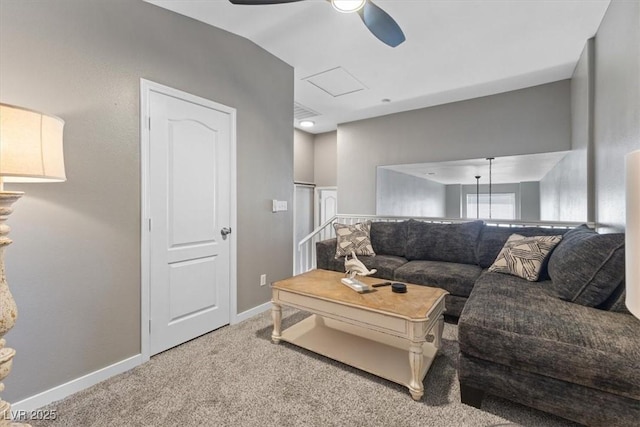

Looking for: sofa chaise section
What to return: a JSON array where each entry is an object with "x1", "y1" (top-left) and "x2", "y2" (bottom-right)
[{"x1": 458, "y1": 226, "x2": 640, "y2": 426}]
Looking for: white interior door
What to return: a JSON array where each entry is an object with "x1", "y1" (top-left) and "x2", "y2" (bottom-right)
[
  {"x1": 316, "y1": 187, "x2": 338, "y2": 226},
  {"x1": 315, "y1": 187, "x2": 338, "y2": 242},
  {"x1": 148, "y1": 88, "x2": 233, "y2": 355}
]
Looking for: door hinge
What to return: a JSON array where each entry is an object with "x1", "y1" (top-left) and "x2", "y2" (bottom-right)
[
  {"x1": 148, "y1": 116, "x2": 151, "y2": 130},
  {"x1": 148, "y1": 218, "x2": 152, "y2": 231},
  {"x1": 149, "y1": 319, "x2": 152, "y2": 334}
]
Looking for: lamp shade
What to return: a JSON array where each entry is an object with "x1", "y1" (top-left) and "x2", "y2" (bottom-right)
[
  {"x1": 0, "y1": 103, "x2": 65, "y2": 182},
  {"x1": 626, "y1": 149, "x2": 640, "y2": 319}
]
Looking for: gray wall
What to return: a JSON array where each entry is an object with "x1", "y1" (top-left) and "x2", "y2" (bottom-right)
[
  {"x1": 540, "y1": 40, "x2": 593, "y2": 222},
  {"x1": 0, "y1": 0, "x2": 293, "y2": 402},
  {"x1": 294, "y1": 129, "x2": 314, "y2": 183},
  {"x1": 520, "y1": 181, "x2": 541, "y2": 221},
  {"x1": 376, "y1": 169, "x2": 445, "y2": 217},
  {"x1": 338, "y1": 81, "x2": 572, "y2": 214},
  {"x1": 445, "y1": 185, "x2": 462, "y2": 218},
  {"x1": 594, "y1": 0, "x2": 640, "y2": 232},
  {"x1": 313, "y1": 131, "x2": 337, "y2": 187}
]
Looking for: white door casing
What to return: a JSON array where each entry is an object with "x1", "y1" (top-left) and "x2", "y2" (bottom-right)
[
  {"x1": 141, "y1": 80, "x2": 237, "y2": 358},
  {"x1": 293, "y1": 184, "x2": 314, "y2": 274}
]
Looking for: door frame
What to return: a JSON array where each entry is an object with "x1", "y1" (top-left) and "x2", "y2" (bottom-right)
[
  {"x1": 293, "y1": 182, "x2": 315, "y2": 274},
  {"x1": 140, "y1": 79, "x2": 237, "y2": 361}
]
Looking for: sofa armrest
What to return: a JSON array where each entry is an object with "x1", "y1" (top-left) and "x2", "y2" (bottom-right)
[{"x1": 316, "y1": 238, "x2": 337, "y2": 270}]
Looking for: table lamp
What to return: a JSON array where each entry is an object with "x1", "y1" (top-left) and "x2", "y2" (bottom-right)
[{"x1": 0, "y1": 103, "x2": 65, "y2": 425}]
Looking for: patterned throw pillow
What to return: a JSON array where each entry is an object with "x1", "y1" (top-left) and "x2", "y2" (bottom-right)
[
  {"x1": 489, "y1": 234, "x2": 563, "y2": 281},
  {"x1": 333, "y1": 221, "x2": 376, "y2": 259}
]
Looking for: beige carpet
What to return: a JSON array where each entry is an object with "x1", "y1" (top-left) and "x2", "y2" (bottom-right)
[{"x1": 32, "y1": 308, "x2": 579, "y2": 427}]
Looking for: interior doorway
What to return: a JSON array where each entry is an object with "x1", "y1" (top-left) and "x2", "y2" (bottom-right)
[{"x1": 141, "y1": 79, "x2": 237, "y2": 358}]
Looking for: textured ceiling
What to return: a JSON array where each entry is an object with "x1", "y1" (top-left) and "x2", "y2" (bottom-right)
[{"x1": 146, "y1": 0, "x2": 610, "y2": 133}]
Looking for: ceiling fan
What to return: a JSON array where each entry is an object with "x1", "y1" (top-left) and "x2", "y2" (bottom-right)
[{"x1": 228, "y1": 0, "x2": 406, "y2": 47}]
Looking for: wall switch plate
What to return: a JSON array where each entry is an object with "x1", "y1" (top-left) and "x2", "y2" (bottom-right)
[
  {"x1": 260, "y1": 274, "x2": 267, "y2": 287},
  {"x1": 272, "y1": 200, "x2": 288, "y2": 212}
]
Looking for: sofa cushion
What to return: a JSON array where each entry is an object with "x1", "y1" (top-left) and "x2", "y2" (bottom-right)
[
  {"x1": 597, "y1": 283, "x2": 631, "y2": 315},
  {"x1": 370, "y1": 221, "x2": 408, "y2": 257},
  {"x1": 459, "y1": 272, "x2": 640, "y2": 400},
  {"x1": 476, "y1": 225, "x2": 570, "y2": 269},
  {"x1": 459, "y1": 353, "x2": 640, "y2": 427},
  {"x1": 315, "y1": 238, "x2": 406, "y2": 280},
  {"x1": 547, "y1": 225, "x2": 625, "y2": 307},
  {"x1": 488, "y1": 234, "x2": 563, "y2": 281},
  {"x1": 355, "y1": 255, "x2": 408, "y2": 281},
  {"x1": 405, "y1": 220, "x2": 484, "y2": 265},
  {"x1": 333, "y1": 221, "x2": 375, "y2": 258},
  {"x1": 315, "y1": 239, "x2": 346, "y2": 273},
  {"x1": 393, "y1": 260, "x2": 482, "y2": 298}
]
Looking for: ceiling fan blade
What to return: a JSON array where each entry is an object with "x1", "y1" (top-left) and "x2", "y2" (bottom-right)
[
  {"x1": 358, "y1": 1, "x2": 406, "y2": 47},
  {"x1": 229, "y1": 0, "x2": 305, "y2": 4}
]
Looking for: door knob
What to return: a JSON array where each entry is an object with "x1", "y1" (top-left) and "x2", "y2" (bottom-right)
[{"x1": 221, "y1": 227, "x2": 232, "y2": 236}]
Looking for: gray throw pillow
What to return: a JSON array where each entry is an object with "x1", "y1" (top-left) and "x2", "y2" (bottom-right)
[{"x1": 489, "y1": 234, "x2": 563, "y2": 281}]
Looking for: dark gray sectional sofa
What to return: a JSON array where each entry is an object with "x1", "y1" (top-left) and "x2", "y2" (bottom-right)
[
  {"x1": 315, "y1": 220, "x2": 640, "y2": 426},
  {"x1": 316, "y1": 219, "x2": 575, "y2": 317}
]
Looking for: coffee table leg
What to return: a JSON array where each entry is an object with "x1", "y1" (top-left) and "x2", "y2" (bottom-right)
[
  {"x1": 434, "y1": 315, "x2": 444, "y2": 350},
  {"x1": 408, "y1": 341, "x2": 424, "y2": 400},
  {"x1": 271, "y1": 303, "x2": 282, "y2": 344}
]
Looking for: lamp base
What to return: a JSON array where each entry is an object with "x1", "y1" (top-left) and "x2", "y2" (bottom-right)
[{"x1": 0, "y1": 192, "x2": 28, "y2": 427}]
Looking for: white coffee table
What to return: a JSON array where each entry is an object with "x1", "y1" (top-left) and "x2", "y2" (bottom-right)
[{"x1": 271, "y1": 269, "x2": 447, "y2": 400}]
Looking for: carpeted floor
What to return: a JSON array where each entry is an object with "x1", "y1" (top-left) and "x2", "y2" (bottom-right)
[{"x1": 32, "y1": 308, "x2": 580, "y2": 427}]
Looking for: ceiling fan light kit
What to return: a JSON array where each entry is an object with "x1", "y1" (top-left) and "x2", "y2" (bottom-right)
[
  {"x1": 331, "y1": 0, "x2": 366, "y2": 13},
  {"x1": 228, "y1": 0, "x2": 405, "y2": 47}
]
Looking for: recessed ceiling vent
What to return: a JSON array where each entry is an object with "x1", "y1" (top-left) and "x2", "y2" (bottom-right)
[{"x1": 294, "y1": 102, "x2": 320, "y2": 120}]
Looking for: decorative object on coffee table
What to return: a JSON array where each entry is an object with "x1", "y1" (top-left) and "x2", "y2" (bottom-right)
[
  {"x1": 344, "y1": 251, "x2": 377, "y2": 278},
  {"x1": 0, "y1": 103, "x2": 66, "y2": 426}
]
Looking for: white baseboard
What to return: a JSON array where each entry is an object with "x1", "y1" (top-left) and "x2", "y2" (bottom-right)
[
  {"x1": 232, "y1": 301, "x2": 271, "y2": 325},
  {"x1": 11, "y1": 354, "x2": 144, "y2": 413},
  {"x1": 12, "y1": 302, "x2": 271, "y2": 412}
]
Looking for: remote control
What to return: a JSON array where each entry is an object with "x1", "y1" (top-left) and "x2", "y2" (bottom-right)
[
  {"x1": 341, "y1": 277, "x2": 371, "y2": 293},
  {"x1": 372, "y1": 282, "x2": 392, "y2": 288}
]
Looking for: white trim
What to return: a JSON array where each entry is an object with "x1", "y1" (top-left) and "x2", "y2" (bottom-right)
[
  {"x1": 11, "y1": 354, "x2": 143, "y2": 413},
  {"x1": 232, "y1": 301, "x2": 272, "y2": 325},
  {"x1": 140, "y1": 80, "x2": 151, "y2": 362},
  {"x1": 140, "y1": 79, "x2": 238, "y2": 358},
  {"x1": 14, "y1": 298, "x2": 269, "y2": 411},
  {"x1": 12, "y1": 296, "x2": 263, "y2": 412}
]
